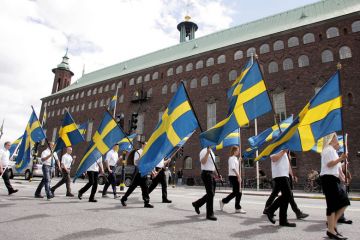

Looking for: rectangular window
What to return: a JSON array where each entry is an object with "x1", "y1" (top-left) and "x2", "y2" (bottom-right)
[
  {"x1": 207, "y1": 103, "x2": 216, "y2": 129},
  {"x1": 184, "y1": 157, "x2": 193, "y2": 170},
  {"x1": 215, "y1": 156, "x2": 220, "y2": 169},
  {"x1": 136, "y1": 113, "x2": 144, "y2": 135},
  {"x1": 273, "y1": 92, "x2": 286, "y2": 122},
  {"x1": 51, "y1": 127, "x2": 57, "y2": 142},
  {"x1": 158, "y1": 111, "x2": 164, "y2": 122},
  {"x1": 86, "y1": 121, "x2": 93, "y2": 142},
  {"x1": 244, "y1": 158, "x2": 255, "y2": 168}
]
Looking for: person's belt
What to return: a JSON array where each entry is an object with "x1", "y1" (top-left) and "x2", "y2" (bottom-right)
[{"x1": 202, "y1": 170, "x2": 214, "y2": 173}]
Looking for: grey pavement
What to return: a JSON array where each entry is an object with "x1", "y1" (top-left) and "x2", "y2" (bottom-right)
[{"x1": 0, "y1": 176, "x2": 359, "y2": 240}]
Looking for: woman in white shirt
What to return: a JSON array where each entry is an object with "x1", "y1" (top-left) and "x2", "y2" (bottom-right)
[
  {"x1": 220, "y1": 146, "x2": 246, "y2": 213},
  {"x1": 320, "y1": 133, "x2": 349, "y2": 240}
]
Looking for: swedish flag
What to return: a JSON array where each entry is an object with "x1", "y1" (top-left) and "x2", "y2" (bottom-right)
[
  {"x1": 138, "y1": 84, "x2": 199, "y2": 176},
  {"x1": 165, "y1": 131, "x2": 195, "y2": 159},
  {"x1": 9, "y1": 136, "x2": 22, "y2": 157},
  {"x1": 15, "y1": 110, "x2": 46, "y2": 172},
  {"x1": 212, "y1": 130, "x2": 240, "y2": 151},
  {"x1": 312, "y1": 135, "x2": 344, "y2": 154},
  {"x1": 54, "y1": 110, "x2": 85, "y2": 152},
  {"x1": 118, "y1": 133, "x2": 137, "y2": 152},
  {"x1": 73, "y1": 111, "x2": 126, "y2": 181},
  {"x1": 200, "y1": 61, "x2": 272, "y2": 148},
  {"x1": 256, "y1": 71, "x2": 342, "y2": 160},
  {"x1": 78, "y1": 122, "x2": 88, "y2": 138},
  {"x1": 108, "y1": 88, "x2": 118, "y2": 111}
]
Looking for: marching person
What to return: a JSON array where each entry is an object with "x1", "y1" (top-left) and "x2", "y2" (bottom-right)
[
  {"x1": 102, "y1": 144, "x2": 121, "y2": 199},
  {"x1": 0, "y1": 141, "x2": 18, "y2": 195},
  {"x1": 120, "y1": 142, "x2": 153, "y2": 208},
  {"x1": 321, "y1": 133, "x2": 350, "y2": 239},
  {"x1": 78, "y1": 156, "x2": 104, "y2": 202},
  {"x1": 51, "y1": 147, "x2": 75, "y2": 197},
  {"x1": 264, "y1": 149, "x2": 296, "y2": 227},
  {"x1": 148, "y1": 157, "x2": 172, "y2": 203},
  {"x1": 219, "y1": 146, "x2": 246, "y2": 214},
  {"x1": 34, "y1": 142, "x2": 60, "y2": 199},
  {"x1": 192, "y1": 147, "x2": 219, "y2": 221}
]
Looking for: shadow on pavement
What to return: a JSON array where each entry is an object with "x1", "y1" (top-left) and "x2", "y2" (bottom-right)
[
  {"x1": 53, "y1": 228, "x2": 122, "y2": 240},
  {"x1": 0, "y1": 214, "x2": 50, "y2": 224}
]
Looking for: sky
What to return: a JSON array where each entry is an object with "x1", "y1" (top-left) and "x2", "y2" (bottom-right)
[{"x1": 0, "y1": 0, "x2": 320, "y2": 144}]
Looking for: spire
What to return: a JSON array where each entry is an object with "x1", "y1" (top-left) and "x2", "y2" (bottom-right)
[{"x1": 177, "y1": 15, "x2": 198, "y2": 43}]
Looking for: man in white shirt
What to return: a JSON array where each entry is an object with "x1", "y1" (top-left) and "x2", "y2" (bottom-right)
[
  {"x1": 102, "y1": 144, "x2": 121, "y2": 198},
  {"x1": 148, "y1": 158, "x2": 172, "y2": 203},
  {"x1": 0, "y1": 141, "x2": 18, "y2": 195},
  {"x1": 51, "y1": 147, "x2": 75, "y2": 197},
  {"x1": 264, "y1": 149, "x2": 296, "y2": 227}
]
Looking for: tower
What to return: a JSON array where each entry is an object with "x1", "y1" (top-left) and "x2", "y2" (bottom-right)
[
  {"x1": 51, "y1": 50, "x2": 74, "y2": 94},
  {"x1": 177, "y1": 16, "x2": 198, "y2": 43}
]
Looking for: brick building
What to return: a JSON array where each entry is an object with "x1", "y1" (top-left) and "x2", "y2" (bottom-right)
[{"x1": 40, "y1": 0, "x2": 360, "y2": 188}]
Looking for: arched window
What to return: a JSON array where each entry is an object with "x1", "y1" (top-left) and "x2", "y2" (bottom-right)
[
  {"x1": 246, "y1": 47, "x2": 256, "y2": 57},
  {"x1": 268, "y1": 61, "x2": 278, "y2": 73},
  {"x1": 88, "y1": 102, "x2": 92, "y2": 109},
  {"x1": 273, "y1": 92, "x2": 286, "y2": 121},
  {"x1": 351, "y1": 20, "x2": 360, "y2": 32},
  {"x1": 147, "y1": 88, "x2": 153, "y2": 97},
  {"x1": 117, "y1": 82, "x2": 122, "y2": 88},
  {"x1": 196, "y1": 60, "x2": 203, "y2": 69},
  {"x1": 119, "y1": 94, "x2": 124, "y2": 103},
  {"x1": 81, "y1": 104, "x2": 85, "y2": 111},
  {"x1": 206, "y1": 57, "x2": 214, "y2": 67},
  {"x1": 326, "y1": 27, "x2": 340, "y2": 38},
  {"x1": 339, "y1": 46, "x2": 352, "y2": 59},
  {"x1": 184, "y1": 157, "x2": 192, "y2": 169},
  {"x1": 87, "y1": 90, "x2": 91, "y2": 96},
  {"x1": 201, "y1": 76, "x2": 208, "y2": 86},
  {"x1": 259, "y1": 44, "x2": 270, "y2": 54},
  {"x1": 80, "y1": 92, "x2": 84, "y2": 98},
  {"x1": 152, "y1": 72, "x2": 159, "y2": 80},
  {"x1": 167, "y1": 68, "x2": 173, "y2": 76},
  {"x1": 106, "y1": 98, "x2": 110, "y2": 106},
  {"x1": 111, "y1": 83, "x2": 116, "y2": 90},
  {"x1": 229, "y1": 70, "x2": 238, "y2": 81},
  {"x1": 176, "y1": 65, "x2": 183, "y2": 74},
  {"x1": 283, "y1": 58, "x2": 293, "y2": 71},
  {"x1": 100, "y1": 99, "x2": 104, "y2": 107},
  {"x1": 136, "y1": 76, "x2": 142, "y2": 84},
  {"x1": 298, "y1": 55, "x2": 310, "y2": 67},
  {"x1": 321, "y1": 50, "x2": 334, "y2": 63},
  {"x1": 65, "y1": 96, "x2": 69, "y2": 102},
  {"x1": 144, "y1": 74, "x2": 150, "y2": 82},
  {"x1": 303, "y1": 33, "x2": 315, "y2": 44},
  {"x1": 190, "y1": 79, "x2": 197, "y2": 88},
  {"x1": 94, "y1": 100, "x2": 98, "y2": 108},
  {"x1": 171, "y1": 83, "x2": 177, "y2": 93},
  {"x1": 98, "y1": 86, "x2": 103, "y2": 93},
  {"x1": 288, "y1": 37, "x2": 299, "y2": 48},
  {"x1": 217, "y1": 55, "x2": 226, "y2": 64},
  {"x1": 61, "y1": 97, "x2": 65, "y2": 103},
  {"x1": 75, "y1": 93, "x2": 79, "y2": 100},
  {"x1": 186, "y1": 63, "x2": 193, "y2": 71},
  {"x1": 234, "y1": 50, "x2": 243, "y2": 60},
  {"x1": 104, "y1": 85, "x2": 109, "y2": 92},
  {"x1": 273, "y1": 40, "x2": 284, "y2": 51},
  {"x1": 75, "y1": 105, "x2": 79, "y2": 112},
  {"x1": 92, "y1": 88, "x2": 97, "y2": 95},
  {"x1": 57, "y1": 109, "x2": 60, "y2": 116},
  {"x1": 129, "y1": 78, "x2": 135, "y2": 85},
  {"x1": 162, "y1": 85, "x2": 168, "y2": 94},
  {"x1": 212, "y1": 73, "x2": 220, "y2": 84}
]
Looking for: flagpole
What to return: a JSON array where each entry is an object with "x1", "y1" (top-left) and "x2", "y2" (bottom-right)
[
  {"x1": 255, "y1": 118, "x2": 259, "y2": 191},
  {"x1": 31, "y1": 106, "x2": 52, "y2": 151},
  {"x1": 180, "y1": 81, "x2": 223, "y2": 184}
]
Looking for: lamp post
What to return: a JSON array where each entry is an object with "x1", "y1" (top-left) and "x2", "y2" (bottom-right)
[{"x1": 120, "y1": 151, "x2": 127, "y2": 191}]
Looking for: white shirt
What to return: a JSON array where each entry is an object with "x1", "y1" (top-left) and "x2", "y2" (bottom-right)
[
  {"x1": 41, "y1": 148, "x2": 59, "y2": 166},
  {"x1": 88, "y1": 157, "x2": 102, "y2": 172},
  {"x1": 156, "y1": 158, "x2": 165, "y2": 168},
  {"x1": 271, "y1": 152, "x2": 290, "y2": 179},
  {"x1": 199, "y1": 148, "x2": 215, "y2": 171},
  {"x1": 61, "y1": 153, "x2": 73, "y2": 169},
  {"x1": 134, "y1": 149, "x2": 143, "y2": 166},
  {"x1": 105, "y1": 149, "x2": 118, "y2": 167},
  {"x1": 0, "y1": 148, "x2": 10, "y2": 168},
  {"x1": 228, "y1": 156, "x2": 239, "y2": 176},
  {"x1": 320, "y1": 145, "x2": 341, "y2": 177}
]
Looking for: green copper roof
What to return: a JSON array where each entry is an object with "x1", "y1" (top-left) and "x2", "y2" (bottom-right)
[{"x1": 50, "y1": 0, "x2": 360, "y2": 96}]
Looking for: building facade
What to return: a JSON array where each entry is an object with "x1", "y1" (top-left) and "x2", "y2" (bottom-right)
[{"x1": 40, "y1": 0, "x2": 360, "y2": 188}]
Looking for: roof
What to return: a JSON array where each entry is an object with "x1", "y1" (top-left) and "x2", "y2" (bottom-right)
[{"x1": 49, "y1": 0, "x2": 360, "y2": 97}]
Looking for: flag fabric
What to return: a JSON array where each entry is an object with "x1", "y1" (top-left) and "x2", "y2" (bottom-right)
[
  {"x1": 138, "y1": 84, "x2": 199, "y2": 176},
  {"x1": 108, "y1": 87, "x2": 118, "y2": 111},
  {"x1": 256, "y1": 71, "x2": 342, "y2": 160},
  {"x1": 311, "y1": 135, "x2": 344, "y2": 154},
  {"x1": 78, "y1": 122, "x2": 88, "y2": 138},
  {"x1": 118, "y1": 133, "x2": 137, "y2": 152},
  {"x1": 15, "y1": 110, "x2": 46, "y2": 172},
  {"x1": 9, "y1": 136, "x2": 22, "y2": 157},
  {"x1": 165, "y1": 131, "x2": 195, "y2": 159},
  {"x1": 54, "y1": 110, "x2": 85, "y2": 152},
  {"x1": 199, "y1": 61, "x2": 272, "y2": 148},
  {"x1": 73, "y1": 111, "x2": 126, "y2": 181},
  {"x1": 212, "y1": 129, "x2": 240, "y2": 151}
]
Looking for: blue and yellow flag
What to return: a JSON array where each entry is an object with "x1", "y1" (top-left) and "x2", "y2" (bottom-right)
[
  {"x1": 108, "y1": 88, "x2": 118, "y2": 111},
  {"x1": 200, "y1": 61, "x2": 272, "y2": 148},
  {"x1": 256, "y1": 71, "x2": 342, "y2": 160},
  {"x1": 138, "y1": 84, "x2": 199, "y2": 176},
  {"x1": 54, "y1": 110, "x2": 85, "y2": 152},
  {"x1": 118, "y1": 133, "x2": 137, "y2": 152},
  {"x1": 311, "y1": 135, "x2": 344, "y2": 154},
  {"x1": 15, "y1": 110, "x2": 46, "y2": 172},
  {"x1": 165, "y1": 131, "x2": 195, "y2": 159},
  {"x1": 42, "y1": 106, "x2": 47, "y2": 126},
  {"x1": 78, "y1": 122, "x2": 88, "y2": 138},
  {"x1": 212, "y1": 129, "x2": 240, "y2": 151},
  {"x1": 9, "y1": 136, "x2": 22, "y2": 157},
  {"x1": 73, "y1": 111, "x2": 126, "y2": 181}
]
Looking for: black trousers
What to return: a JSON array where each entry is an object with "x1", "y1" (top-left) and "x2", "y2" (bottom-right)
[
  {"x1": 148, "y1": 168, "x2": 168, "y2": 201},
  {"x1": 1, "y1": 168, "x2": 14, "y2": 193},
  {"x1": 51, "y1": 169, "x2": 71, "y2": 194},
  {"x1": 222, "y1": 176, "x2": 242, "y2": 209},
  {"x1": 122, "y1": 169, "x2": 149, "y2": 204},
  {"x1": 79, "y1": 171, "x2": 99, "y2": 200},
  {"x1": 266, "y1": 176, "x2": 292, "y2": 224},
  {"x1": 102, "y1": 166, "x2": 117, "y2": 195},
  {"x1": 265, "y1": 176, "x2": 300, "y2": 214},
  {"x1": 193, "y1": 171, "x2": 216, "y2": 217}
]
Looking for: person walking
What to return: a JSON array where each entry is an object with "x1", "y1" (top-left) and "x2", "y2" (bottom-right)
[
  {"x1": 78, "y1": 157, "x2": 104, "y2": 202},
  {"x1": 51, "y1": 147, "x2": 74, "y2": 197},
  {"x1": 148, "y1": 158, "x2": 172, "y2": 203},
  {"x1": 102, "y1": 144, "x2": 121, "y2": 199},
  {"x1": 0, "y1": 141, "x2": 18, "y2": 195}
]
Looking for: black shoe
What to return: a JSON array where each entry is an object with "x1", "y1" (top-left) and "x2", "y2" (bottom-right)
[
  {"x1": 296, "y1": 211, "x2": 309, "y2": 219},
  {"x1": 162, "y1": 199, "x2": 172, "y2": 203},
  {"x1": 114, "y1": 194, "x2": 119, "y2": 199},
  {"x1": 34, "y1": 194, "x2": 44, "y2": 198},
  {"x1": 338, "y1": 218, "x2": 352, "y2": 224},
  {"x1": 280, "y1": 222, "x2": 296, "y2": 227},
  {"x1": 263, "y1": 208, "x2": 268, "y2": 215},
  {"x1": 266, "y1": 212, "x2": 276, "y2": 224},
  {"x1": 192, "y1": 202, "x2": 200, "y2": 215},
  {"x1": 89, "y1": 199, "x2": 97, "y2": 202},
  {"x1": 66, "y1": 193, "x2": 74, "y2": 197},
  {"x1": 9, "y1": 189, "x2": 18, "y2": 195},
  {"x1": 206, "y1": 215, "x2": 217, "y2": 221},
  {"x1": 327, "y1": 231, "x2": 347, "y2": 240},
  {"x1": 50, "y1": 189, "x2": 55, "y2": 197},
  {"x1": 120, "y1": 198, "x2": 127, "y2": 206},
  {"x1": 78, "y1": 191, "x2": 82, "y2": 200},
  {"x1": 144, "y1": 203, "x2": 154, "y2": 208},
  {"x1": 102, "y1": 194, "x2": 109, "y2": 198}
]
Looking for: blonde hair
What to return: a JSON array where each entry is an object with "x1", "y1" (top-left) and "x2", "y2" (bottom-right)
[
  {"x1": 230, "y1": 146, "x2": 239, "y2": 156},
  {"x1": 323, "y1": 132, "x2": 337, "y2": 150}
]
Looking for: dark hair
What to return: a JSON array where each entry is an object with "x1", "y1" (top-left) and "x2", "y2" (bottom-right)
[{"x1": 4, "y1": 141, "x2": 11, "y2": 147}]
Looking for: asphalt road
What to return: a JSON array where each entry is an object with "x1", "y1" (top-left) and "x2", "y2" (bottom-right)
[{"x1": 0, "y1": 177, "x2": 359, "y2": 240}]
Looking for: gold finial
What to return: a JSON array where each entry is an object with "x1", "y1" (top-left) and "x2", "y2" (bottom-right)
[
  {"x1": 255, "y1": 54, "x2": 259, "y2": 59},
  {"x1": 185, "y1": 15, "x2": 191, "y2": 21},
  {"x1": 337, "y1": 62, "x2": 342, "y2": 70}
]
